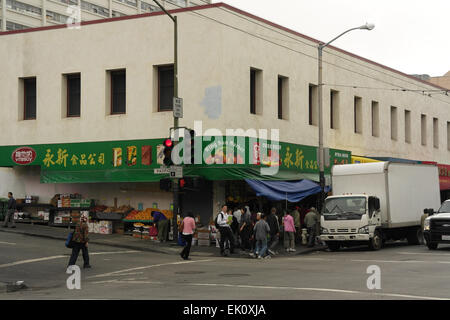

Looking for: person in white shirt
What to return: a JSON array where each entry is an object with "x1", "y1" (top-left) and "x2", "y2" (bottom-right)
[{"x1": 217, "y1": 205, "x2": 235, "y2": 256}]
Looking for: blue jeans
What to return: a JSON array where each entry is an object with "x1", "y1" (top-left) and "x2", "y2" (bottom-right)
[{"x1": 255, "y1": 238, "x2": 268, "y2": 257}]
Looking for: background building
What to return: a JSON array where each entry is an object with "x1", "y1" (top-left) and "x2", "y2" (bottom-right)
[
  {"x1": 428, "y1": 71, "x2": 450, "y2": 90},
  {"x1": 0, "y1": 0, "x2": 210, "y2": 31}
]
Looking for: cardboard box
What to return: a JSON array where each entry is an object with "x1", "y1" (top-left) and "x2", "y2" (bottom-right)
[
  {"x1": 198, "y1": 239, "x2": 210, "y2": 246},
  {"x1": 197, "y1": 231, "x2": 210, "y2": 240}
]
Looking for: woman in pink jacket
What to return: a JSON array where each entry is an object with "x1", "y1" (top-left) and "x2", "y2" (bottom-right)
[{"x1": 283, "y1": 211, "x2": 296, "y2": 252}]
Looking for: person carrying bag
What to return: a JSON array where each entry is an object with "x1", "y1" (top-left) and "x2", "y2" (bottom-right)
[{"x1": 67, "y1": 213, "x2": 91, "y2": 269}]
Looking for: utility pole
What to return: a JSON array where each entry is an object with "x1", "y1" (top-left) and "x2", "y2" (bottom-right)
[{"x1": 153, "y1": 0, "x2": 179, "y2": 242}]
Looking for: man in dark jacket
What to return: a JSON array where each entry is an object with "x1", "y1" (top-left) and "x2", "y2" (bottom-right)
[
  {"x1": 3, "y1": 192, "x2": 16, "y2": 228},
  {"x1": 266, "y1": 207, "x2": 280, "y2": 255}
]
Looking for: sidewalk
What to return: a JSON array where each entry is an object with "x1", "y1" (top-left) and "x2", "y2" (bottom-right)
[{"x1": 0, "y1": 223, "x2": 327, "y2": 258}]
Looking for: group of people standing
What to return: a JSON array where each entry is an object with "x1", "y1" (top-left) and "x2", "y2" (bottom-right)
[{"x1": 212, "y1": 204, "x2": 321, "y2": 259}]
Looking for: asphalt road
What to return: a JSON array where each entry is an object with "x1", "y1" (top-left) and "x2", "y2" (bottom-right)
[{"x1": 1, "y1": 231, "x2": 450, "y2": 300}]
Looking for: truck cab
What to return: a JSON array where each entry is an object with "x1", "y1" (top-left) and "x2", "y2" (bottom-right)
[
  {"x1": 320, "y1": 194, "x2": 382, "y2": 251},
  {"x1": 423, "y1": 200, "x2": 450, "y2": 250}
]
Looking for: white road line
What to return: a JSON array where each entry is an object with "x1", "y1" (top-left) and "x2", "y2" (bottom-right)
[
  {"x1": 87, "y1": 259, "x2": 216, "y2": 279},
  {"x1": 351, "y1": 259, "x2": 450, "y2": 264},
  {"x1": 0, "y1": 255, "x2": 67, "y2": 268},
  {"x1": 90, "y1": 251, "x2": 139, "y2": 256},
  {"x1": 0, "y1": 251, "x2": 140, "y2": 268},
  {"x1": 87, "y1": 280, "x2": 449, "y2": 300},
  {"x1": 185, "y1": 283, "x2": 449, "y2": 300},
  {"x1": 0, "y1": 241, "x2": 16, "y2": 245},
  {"x1": 398, "y1": 251, "x2": 450, "y2": 257},
  {"x1": 91, "y1": 279, "x2": 163, "y2": 285},
  {"x1": 286, "y1": 258, "x2": 337, "y2": 261}
]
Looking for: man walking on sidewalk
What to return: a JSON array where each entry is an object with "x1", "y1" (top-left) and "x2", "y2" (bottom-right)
[
  {"x1": 266, "y1": 208, "x2": 280, "y2": 255},
  {"x1": 217, "y1": 205, "x2": 235, "y2": 256},
  {"x1": 3, "y1": 192, "x2": 16, "y2": 228}
]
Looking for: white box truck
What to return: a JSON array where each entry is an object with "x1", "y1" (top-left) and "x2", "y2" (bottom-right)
[{"x1": 320, "y1": 162, "x2": 441, "y2": 251}]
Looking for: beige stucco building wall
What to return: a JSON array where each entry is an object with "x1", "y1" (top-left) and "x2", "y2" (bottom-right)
[{"x1": 0, "y1": 4, "x2": 449, "y2": 166}]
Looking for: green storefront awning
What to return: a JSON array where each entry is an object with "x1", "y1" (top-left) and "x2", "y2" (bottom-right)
[{"x1": 40, "y1": 166, "x2": 330, "y2": 184}]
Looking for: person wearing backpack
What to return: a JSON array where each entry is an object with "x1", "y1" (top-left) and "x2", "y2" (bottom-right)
[
  {"x1": 67, "y1": 213, "x2": 91, "y2": 269},
  {"x1": 216, "y1": 204, "x2": 235, "y2": 256}
]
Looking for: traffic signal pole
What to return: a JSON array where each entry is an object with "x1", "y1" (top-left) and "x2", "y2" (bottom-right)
[{"x1": 153, "y1": 0, "x2": 179, "y2": 242}]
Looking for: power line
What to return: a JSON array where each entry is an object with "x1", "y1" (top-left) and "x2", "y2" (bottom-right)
[{"x1": 168, "y1": 4, "x2": 450, "y2": 105}]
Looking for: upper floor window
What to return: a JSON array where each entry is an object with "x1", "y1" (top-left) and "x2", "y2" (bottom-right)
[
  {"x1": 66, "y1": 73, "x2": 81, "y2": 117},
  {"x1": 23, "y1": 78, "x2": 36, "y2": 120},
  {"x1": 158, "y1": 65, "x2": 174, "y2": 112},
  {"x1": 110, "y1": 70, "x2": 126, "y2": 114}
]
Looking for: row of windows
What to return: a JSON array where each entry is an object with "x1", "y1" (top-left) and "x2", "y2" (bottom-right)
[
  {"x1": 16, "y1": 66, "x2": 450, "y2": 151},
  {"x1": 6, "y1": 0, "x2": 42, "y2": 16},
  {"x1": 2, "y1": 19, "x2": 30, "y2": 31},
  {"x1": 19, "y1": 66, "x2": 174, "y2": 119},
  {"x1": 248, "y1": 68, "x2": 450, "y2": 151}
]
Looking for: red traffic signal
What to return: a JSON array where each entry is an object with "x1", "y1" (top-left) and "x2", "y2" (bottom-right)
[
  {"x1": 164, "y1": 139, "x2": 173, "y2": 148},
  {"x1": 179, "y1": 179, "x2": 186, "y2": 188}
]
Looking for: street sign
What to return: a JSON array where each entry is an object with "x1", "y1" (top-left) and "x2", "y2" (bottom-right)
[
  {"x1": 173, "y1": 97, "x2": 183, "y2": 118},
  {"x1": 154, "y1": 167, "x2": 170, "y2": 174},
  {"x1": 170, "y1": 166, "x2": 183, "y2": 178}
]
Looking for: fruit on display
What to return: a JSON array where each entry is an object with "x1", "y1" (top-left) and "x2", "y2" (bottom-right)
[{"x1": 124, "y1": 208, "x2": 173, "y2": 221}]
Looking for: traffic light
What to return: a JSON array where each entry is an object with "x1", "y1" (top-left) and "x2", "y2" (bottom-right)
[{"x1": 163, "y1": 138, "x2": 174, "y2": 166}]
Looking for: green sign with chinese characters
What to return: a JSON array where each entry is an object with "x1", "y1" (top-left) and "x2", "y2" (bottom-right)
[{"x1": 0, "y1": 137, "x2": 351, "y2": 183}]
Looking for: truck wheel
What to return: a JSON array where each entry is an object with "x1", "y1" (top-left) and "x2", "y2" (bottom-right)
[
  {"x1": 369, "y1": 230, "x2": 382, "y2": 251},
  {"x1": 326, "y1": 242, "x2": 340, "y2": 252},
  {"x1": 427, "y1": 242, "x2": 438, "y2": 250},
  {"x1": 407, "y1": 229, "x2": 421, "y2": 245}
]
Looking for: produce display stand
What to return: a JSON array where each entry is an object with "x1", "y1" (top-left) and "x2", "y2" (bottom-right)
[
  {"x1": 50, "y1": 207, "x2": 92, "y2": 229},
  {"x1": 14, "y1": 203, "x2": 53, "y2": 225}
]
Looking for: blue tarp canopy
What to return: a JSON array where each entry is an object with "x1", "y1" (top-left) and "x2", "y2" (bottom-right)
[{"x1": 245, "y1": 179, "x2": 331, "y2": 203}]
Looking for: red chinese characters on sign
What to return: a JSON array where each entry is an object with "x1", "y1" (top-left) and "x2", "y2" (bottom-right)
[{"x1": 11, "y1": 147, "x2": 36, "y2": 165}]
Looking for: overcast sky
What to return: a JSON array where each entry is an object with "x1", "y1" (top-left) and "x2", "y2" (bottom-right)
[{"x1": 212, "y1": 0, "x2": 449, "y2": 77}]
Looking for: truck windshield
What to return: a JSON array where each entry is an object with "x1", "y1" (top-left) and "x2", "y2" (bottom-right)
[
  {"x1": 438, "y1": 202, "x2": 450, "y2": 213},
  {"x1": 323, "y1": 197, "x2": 367, "y2": 216}
]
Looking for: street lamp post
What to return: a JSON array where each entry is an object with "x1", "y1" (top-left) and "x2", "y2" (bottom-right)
[
  {"x1": 153, "y1": 0, "x2": 179, "y2": 242},
  {"x1": 317, "y1": 23, "x2": 375, "y2": 211}
]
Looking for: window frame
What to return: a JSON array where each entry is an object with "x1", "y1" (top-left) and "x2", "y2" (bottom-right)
[
  {"x1": 110, "y1": 69, "x2": 126, "y2": 115},
  {"x1": 23, "y1": 77, "x2": 36, "y2": 120},
  {"x1": 157, "y1": 65, "x2": 175, "y2": 112},
  {"x1": 66, "y1": 73, "x2": 81, "y2": 118}
]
